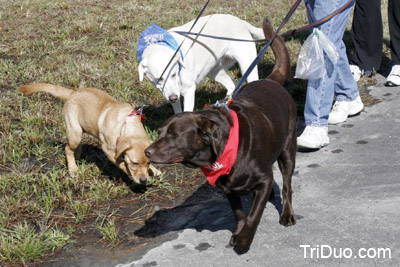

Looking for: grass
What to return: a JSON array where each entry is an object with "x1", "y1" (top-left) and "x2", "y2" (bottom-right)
[
  {"x1": 0, "y1": 222, "x2": 71, "y2": 265},
  {"x1": 96, "y1": 218, "x2": 120, "y2": 247},
  {"x1": 0, "y1": 0, "x2": 392, "y2": 264}
]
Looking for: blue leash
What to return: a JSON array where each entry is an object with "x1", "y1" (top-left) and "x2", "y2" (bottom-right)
[{"x1": 231, "y1": 0, "x2": 303, "y2": 98}]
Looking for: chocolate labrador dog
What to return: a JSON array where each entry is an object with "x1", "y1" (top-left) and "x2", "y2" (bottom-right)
[{"x1": 145, "y1": 17, "x2": 296, "y2": 253}]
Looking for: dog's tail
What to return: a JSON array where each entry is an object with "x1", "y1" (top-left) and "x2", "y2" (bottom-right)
[
  {"x1": 263, "y1": 18, "x2": 290, "y2": 86},
  {"x1": 18, "y1": 83, "x2": 75, "y2": 100},
  {"x1": 244, "y1": 21, "x2": 266, "y2": 41}
]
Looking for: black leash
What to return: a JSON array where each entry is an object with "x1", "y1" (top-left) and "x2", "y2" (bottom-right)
[
  {"x1": 137, "y1": 0, "x2": 210, "y2": 114},
  {"x1": 173, "y1": 31, "x2": 268, "y2": 42}
]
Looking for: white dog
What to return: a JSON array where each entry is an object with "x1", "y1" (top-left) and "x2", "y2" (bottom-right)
[{"x1": 137, "y1": 14, "x2": 265, "y2": 113}]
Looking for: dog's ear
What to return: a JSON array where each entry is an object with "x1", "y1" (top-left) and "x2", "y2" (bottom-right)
[
  {"x1": 198, "y1": 118, "x2": 222, "y2": 157},
  {"x1": 138, "y1": 60, "x2": 146, "y2": 82},
  {"x1": 115, "y1": 136, "x2": 133, "y2": 160}
]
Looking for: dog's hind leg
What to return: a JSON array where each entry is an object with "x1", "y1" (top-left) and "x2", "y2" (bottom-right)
[
  {"x1": 232, "y1": 46, "x2": 259, "y2": 82},
  {"x1": 277, "y1": 145, "x2": 296, "y2": 227},
  {"x1": 64, "y1": 113, "x2": 83, "y2": 173},
  {"x1": 208, "y1": 67, "x2": 236, "y2": 96},
  {"x1": 65, "y1": 140, "x2": 82, "y2": 173}
]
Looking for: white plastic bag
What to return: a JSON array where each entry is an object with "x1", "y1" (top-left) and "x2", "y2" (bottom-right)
[{"x1": 295, "y1": 28, "x2": 339, "y2": 80}]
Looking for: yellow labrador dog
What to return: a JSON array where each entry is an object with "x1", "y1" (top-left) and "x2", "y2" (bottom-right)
[{"x1": 18, "y1": 83, "x2": 161, "y2": 184}]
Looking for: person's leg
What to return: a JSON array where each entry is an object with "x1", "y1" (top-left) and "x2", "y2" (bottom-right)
[
  {"x1": 386, "y1": 0, "x2": 400, "y2": 86},
  {"x1": 350, "y1": 0, "x2": 383, "y2": 77},
  {"x1": 328, "y1": 41, "x2": 363, "y2": 125},
  {"x1": 327, "y1": 40, "x2": 364, "y2": 125},
  {"x1": 328, "y1": 1, "x2": 364, "y2": 125},
  {"x1": 303, "y1": 0, "x2": 355, "y2": 127},
  {"x1": 388, "y1": 0, "x2": 400, "y2": 65},
  {"x1": 333, "y1": 41, "x2": 361, "y2": 102},
  {"x1": 299, "y1": 0, "x2": 356, "y2": 149}
]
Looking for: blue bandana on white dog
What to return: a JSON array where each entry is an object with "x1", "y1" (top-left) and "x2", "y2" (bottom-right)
[{"x1": 137, "y1": 24, "x2": 184, "y2": 67}]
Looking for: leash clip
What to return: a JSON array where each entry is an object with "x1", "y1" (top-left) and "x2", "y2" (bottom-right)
[{"x1": 213, "y1": 100, "x2": 231, "y2": 113}]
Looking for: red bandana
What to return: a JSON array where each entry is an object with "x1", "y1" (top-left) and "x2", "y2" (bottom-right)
[{"x1": 200, "y1": 109, "x2": 239, "y2": 186}]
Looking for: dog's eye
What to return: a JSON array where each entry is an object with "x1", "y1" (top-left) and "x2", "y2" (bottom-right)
[
  {"x1": 167, "y1": 128, "x2": 172, "y2": 134},
  {"x1": 132, "y1": 162, "x2": 139, "y2": 166}
]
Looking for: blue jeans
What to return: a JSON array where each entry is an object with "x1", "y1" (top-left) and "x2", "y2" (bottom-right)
[{"x1": 304, "y1": 0, "x2": 359, "y2": 127}]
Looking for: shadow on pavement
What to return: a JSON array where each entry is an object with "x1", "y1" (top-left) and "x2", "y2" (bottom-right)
[{"x1": 135, "y1": 181, "x2": 284, "y2": 237}]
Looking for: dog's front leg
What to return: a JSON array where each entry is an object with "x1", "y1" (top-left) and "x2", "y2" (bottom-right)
[
  {"x1": 171, "y1": 101, "x2": 182, "y2": 114},
  {"x1": 226, "y1": 193, "x2": 246, "y2": 246},
  {"x1": 232, "y1": 179, "x2": 274, "y2": 253},
  {"x1": 102, "y1": 145, "x2": 130, "y2": 175},
  {"x1": 149, "y1": 164, "x2": 162, "y2": 176},
  {"x1": 65, "y1": 144, "x2": 80, "y2": 173},
  {"x1": 182, "y1": 84, "x2": 196, "y2": 112}
]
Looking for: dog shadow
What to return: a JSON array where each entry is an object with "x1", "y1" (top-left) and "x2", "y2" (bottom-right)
[
  {"x1": 141, "y1": 103, "x2": 175, "y2": 132},
  {"x1": 134, "y1": 181, "x2": 283, "y2": 237},
  {"x1": 78, "y1": 144, "x2": 147, "y2": 193},
  {"x1": 140, "y1": 86, "x2": 227, "y2": 131}
]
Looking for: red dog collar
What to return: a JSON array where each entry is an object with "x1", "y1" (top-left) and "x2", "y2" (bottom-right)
[
  {"x1": 128, "y1": 109, "x2": 146, "y2": 123},
  {"x1": 200, "y1": 109, "x2": 239, "y2": 186}
]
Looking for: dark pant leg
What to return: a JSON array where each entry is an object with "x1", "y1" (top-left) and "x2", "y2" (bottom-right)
[
  {"x1": 351, "y1": 0, "x2": 383, "y2": 71},
  {"x1": 388, "y1": 0, "x2": 400, "y2": 65}
]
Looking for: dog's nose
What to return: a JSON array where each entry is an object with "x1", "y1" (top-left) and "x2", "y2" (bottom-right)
[
  {"x1": 169, "y1": 94, "x2": 178, "y2": 103},
  {"x1": 145, "y1": 147, "x2": 153, "y2": 158},
  {"x1": 139, "y1": 177, "x2": 147, "y2": 184}
]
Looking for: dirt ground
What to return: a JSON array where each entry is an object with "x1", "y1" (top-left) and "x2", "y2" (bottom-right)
[{"x1": 32, "y1": 163, "x2": 207, "y2": 266}]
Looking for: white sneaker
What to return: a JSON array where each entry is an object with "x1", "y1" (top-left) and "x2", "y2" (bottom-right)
[
  {"x1": 297, "y1": 126, "x2": 329, "y2": 149},
  {"x1": 328, "y1": 96, "x2": 364, "y2": 125},
  {"x1": 385, "y1": 65, "x2": 400, "y2": 87},
  {"x1": 350, "y1": 65, "x2": 362, "y2": 82}
]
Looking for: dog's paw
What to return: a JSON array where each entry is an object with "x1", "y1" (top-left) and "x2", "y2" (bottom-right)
[
  {"x1": 229, "y1": 234, "x2": 237, "y2": 247},
  {"x1": 229, "y1": 227, "x2": 253, "y2": 254},
  {"x1": 67, "y1": 166, "x2": 79, "y2": 175},
  {"x1": 153, "y1": 168, "x2": 162, "y2": 176},
  {"x1": 150, "y1": 165, "x2": 162, "y2": 176},
  {"x1": 230, "y1": 234, "x2": 251, "y2": 254},
  {"x1": 279, "y1": 213, "x2": 297, "y2": 227}
]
